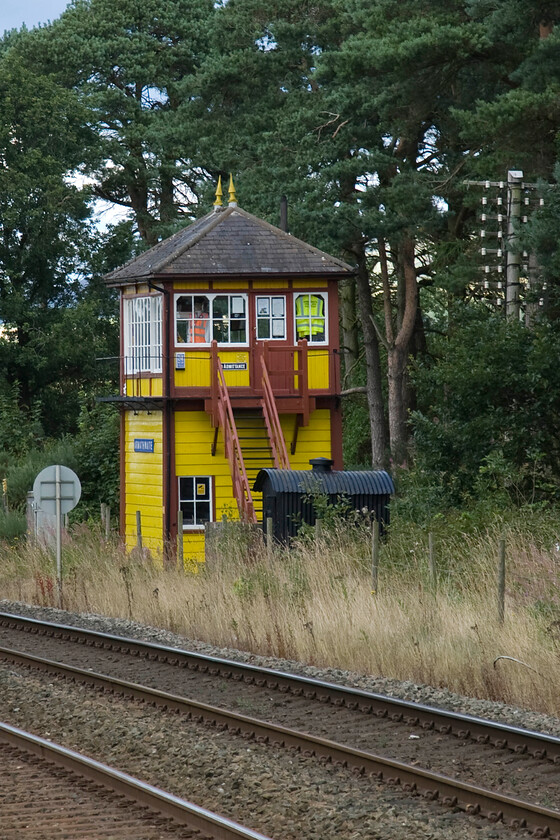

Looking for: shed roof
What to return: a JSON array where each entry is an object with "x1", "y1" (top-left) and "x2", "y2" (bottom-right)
[
  {"x1": 253, "y1": 468, "x2": 395, "y2": 496},
  {"x1": 105, "y1": 204, "x2": 355, "y2": 286}
]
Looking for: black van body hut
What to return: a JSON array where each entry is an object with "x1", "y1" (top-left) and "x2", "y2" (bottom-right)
[{"x1": 253, "y1": 458, "x2": 395, "y2": 543}]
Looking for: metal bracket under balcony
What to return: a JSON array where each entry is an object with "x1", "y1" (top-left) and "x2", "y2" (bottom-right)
[{"x1": 96, "y1": 395, "x2": 165, "y2": 413}]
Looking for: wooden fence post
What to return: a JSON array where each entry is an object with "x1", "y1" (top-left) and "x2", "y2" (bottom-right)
[
  {"x1": 136, "y1": 510, "x2": 142, "y2": 551},
  {"x1": 266, "y1": 517, "x2": 273, "y2": 564},
  {"x1": 371, "y1": 518, "x2": 379, "y2": 594},
  {"x1": 177, "y1": 510, "x2": 184, "y2": 568}
]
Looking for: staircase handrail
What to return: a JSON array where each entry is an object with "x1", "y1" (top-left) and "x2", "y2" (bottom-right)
[
  {"x1": 260, "y1": 357, "x2": 291, "y2": 470},
  {"x1": 216, "y1": 358, "x2": 256, "y2": 523}
]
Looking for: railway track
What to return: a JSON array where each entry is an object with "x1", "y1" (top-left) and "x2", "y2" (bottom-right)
[
  {"x1": 0, "y1": 721, "x2": 272, "y2": 840},
  {"x1": 0, "y1": 610, "x2": 559, "y2": 837}
]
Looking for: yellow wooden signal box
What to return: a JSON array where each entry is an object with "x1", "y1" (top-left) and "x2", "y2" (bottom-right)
[{"x1": 103, "y1": 186, "x2": 355, "y2": 564}]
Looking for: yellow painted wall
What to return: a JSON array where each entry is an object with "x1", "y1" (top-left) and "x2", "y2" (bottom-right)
[
  {"x1": 175, "y1": 410, "x2": 240, "y2": 564},
  {"x1": 252, "y1": 280, "x2": 286, "y2": 289},
  {"x1": 124, "y1": 412, "x2": 163, "y2": 554},
  {"x1": 174, "y1": 350, "x2": 250, "y2": 389},
  {"x1": 280, "y1": 410, "x2": 332, "y2": 470},
  {"x1": 175, "y1": 281, "x2": 210, "y2": 290},
  {"x1": 174, "y1": 352, "x2": 211, "y2": 388},
  {"x1": 307, "y1": 350, "x2": 330, "y2": 390},
  {"x1": 292, "y1": 279, "x2": 328, "y2": 289},
  {"x1": 124, "y1": 377, "x2": 163, "y2": 397}
]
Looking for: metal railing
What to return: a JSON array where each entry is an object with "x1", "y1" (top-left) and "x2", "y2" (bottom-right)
[
  {"x1": 260, "y1": 357, "x2": 291, "y2": 470},
  {"x1": 215, "y1": 358, "x2": 256, "y2": 523}
]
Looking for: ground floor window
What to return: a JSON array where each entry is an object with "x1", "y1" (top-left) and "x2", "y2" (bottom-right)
[{"x1": 179, "y1": 476, "x2": 212, "y2": 528}]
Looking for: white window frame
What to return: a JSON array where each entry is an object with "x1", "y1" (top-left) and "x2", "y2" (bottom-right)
[
  {"x1": 294, "y1": 292, "x2": 328, "y2": 344},
  {"x1": 256, "y1": 295, "x2": 286, "y2": 340},
  {"x1": 175, "y1": 293, "x2": 248, "y2": 347},
  {"x1": 179, "y1": 475, "x2": 213, "y2": 530},
  {"x1": 124, "y1": 295, "x2": 162, "y2": 374}
]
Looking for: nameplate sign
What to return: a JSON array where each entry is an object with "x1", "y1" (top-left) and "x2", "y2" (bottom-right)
[
  {"x1": 222, "y1": 363, "x2": 247, "y2": 371},
  {"x1": 134, "y1": 439, "x2": 155, "y2": 453}
]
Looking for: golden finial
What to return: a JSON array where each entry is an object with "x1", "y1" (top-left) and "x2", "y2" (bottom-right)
[
  {"x1": 228, "y1": 173, "x2": 237, "y2": 205},
  {"x1": 214, "y1": 175, "x2": 223, "y2": 207}
]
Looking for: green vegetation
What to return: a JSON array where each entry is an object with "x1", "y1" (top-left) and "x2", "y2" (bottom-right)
[
  {"x1": 2, "y1": 511, "x2": 559, "y2": 715},
  {"x1": 2, "y1": 3, "x2": 560, "y2": 551}
]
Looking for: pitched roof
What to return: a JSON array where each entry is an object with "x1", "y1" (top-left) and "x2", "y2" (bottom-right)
[{"x1": 105, "y1": 204, "x2": 355, "y2": 285}]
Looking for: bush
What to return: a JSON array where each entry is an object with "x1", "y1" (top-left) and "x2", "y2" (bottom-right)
[
  {"x1": 4, "y1": 439, "x2": 78, "y2": 512},
  {"x1": 0, "y1": 508, "x2": 26, "y2": 540}
]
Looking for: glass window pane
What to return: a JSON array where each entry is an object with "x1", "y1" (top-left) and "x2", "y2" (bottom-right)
[
  {"x1": 257, "y1": 297, "x2": 270, "y2": 316},
  {"x1": 181, "y1": 501, "x2": 195, "y2": 525},
  {"x1": 212, "y1": 296, "x2": 228, "y2": 317},
  {"x1": 180, "y1": 477, "x2": 194, "y2": 500},
  {"x1": 196, "y1": 502, "x2": 211, "y2": 524},
  {"x1": 272, "y1": 319, "x2": 285, "y2": 338},
  {"x1": 272, "y1": 297, "x2": 284, "y2": 316},
  {"x1": 230, "y1": 321, "x2": 246, "y2": 342},
  {"x1": 257, "y1": 319, "x2": 270, "y2": 339},
  {"x1": 231, "y1": 296, "x2": 245, "y2": 316}
]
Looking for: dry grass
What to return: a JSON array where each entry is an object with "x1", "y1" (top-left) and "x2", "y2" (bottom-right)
[{"x1": 1, "y1": 517, "x2": 559, "y2": 716}]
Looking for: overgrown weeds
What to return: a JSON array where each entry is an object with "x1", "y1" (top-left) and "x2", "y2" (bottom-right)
[{"x1": 1, "y1": 510, "x2": 560, "y2": 716}]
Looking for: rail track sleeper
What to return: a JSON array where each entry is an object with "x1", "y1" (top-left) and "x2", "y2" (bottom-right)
[{"x1": 2, "y1": 612, "x2": 560, "y2": 838}]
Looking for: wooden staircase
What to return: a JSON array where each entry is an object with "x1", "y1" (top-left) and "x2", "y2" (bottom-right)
[
  {"x1": 213, "y1": 357, "x2": 291, "y2": 524},
  {"x1": 234, "y1": 410, "x2": 274, "y2": 521}
]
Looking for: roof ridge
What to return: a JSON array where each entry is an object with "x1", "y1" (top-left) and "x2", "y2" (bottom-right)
[
  {"x1": 149, "y1": 206, "x2": 234, "y2": 274},
  {"x1": 228, "y1": 206, "x2": 354, "y2": 273}
]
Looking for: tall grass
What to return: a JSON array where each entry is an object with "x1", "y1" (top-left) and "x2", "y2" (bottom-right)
[{"x1": 1, "y1": 513, "x2": 559, "y2": 716}]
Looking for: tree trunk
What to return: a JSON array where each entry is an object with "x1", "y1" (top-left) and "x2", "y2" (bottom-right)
[
  {"x1": 354, "y1": 247, "x2": 388, "y2": 468},
  {"x1": 386, "y1": 237, "x2": 418, "y2": 465},
  {"x1": 339, "y1": 276, "x2": 360, "y2": 387}
]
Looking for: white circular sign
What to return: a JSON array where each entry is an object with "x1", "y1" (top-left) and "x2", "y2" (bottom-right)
[{"x1": 33, "y1": 465, "x2": 81, "y2": 516}]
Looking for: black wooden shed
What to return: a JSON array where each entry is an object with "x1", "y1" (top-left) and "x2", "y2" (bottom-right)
[{"x1": 253, "y1": 458, "x2": 395, "y2": 543}]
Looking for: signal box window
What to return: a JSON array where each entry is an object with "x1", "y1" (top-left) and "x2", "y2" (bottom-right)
[
  {"x1": 175, "y1": 294, "x2": 247, "y2": 345},
  {"x1": 124, "y1": 295, "x2": 162, "y2": 373},
  {"x1": 176, "y1": 295, "x2": 210, "y2": 344},
  {"x1": 294, "y1": 293, "x2": 327, "y2": 343},
  {"x1": 256, "y1": 296, "x2": 286, "y2": 340},
  {"x1": 179, "y1": 476, "x2": 212, "y2": 528}
]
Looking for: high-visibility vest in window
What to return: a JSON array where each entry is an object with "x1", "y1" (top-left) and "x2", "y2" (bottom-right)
[
  {"x1": 295, "y1": 295, "x2": 324, "y2": 337},
  {"x1": 191, "y1": 317, "x2": 208, "y2": 343}
]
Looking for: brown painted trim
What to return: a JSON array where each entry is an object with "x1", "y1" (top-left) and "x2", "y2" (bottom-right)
[
  {"x1": 125, "y1": 371, "x2": 162, "y2": 381},
  {"x1": 330, "y1": 399, "x2": 344, "y2": 469},
  {"x1": 119, "y1": 411, "x2": 126, "y2": 537},
  {"x1": 162, "y1": 282, "x2": 172, "y2": 553},
  {"x1": 119, "y1": 292, "x2": 124, "y2": 394},
  {"x1": 328, "y1": 278, "x2": 340, "y2": 350},
  {"x1": 121, "y1": 290, "x2": 162, "y2": 299},
  {"x1": 168, "y1": 408, "x2": 177, "y2": 545}
]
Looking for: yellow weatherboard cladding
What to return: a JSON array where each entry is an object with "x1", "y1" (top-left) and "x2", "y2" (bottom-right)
[
  {"x1": 124, "y1": 412, "x2": 163, "y2": 554},
  {"x1": 174, "y1": 409, "x2": 332, "y2": 562},
  {"x1": 306, "y1": 350, "x2": 330, "y2": 390},
  {"x1": 124, "y1": 377, "x2": 162, "y2": 397},
  {"x1": 175, "y1": 411, "x2": 238, "y2": 564},
  {"x1": 292, "y1": 279, "x2": 328, "y2": 289},
  {"x1": 174, "y1": 351, "x2": 250, "y2": 389}
]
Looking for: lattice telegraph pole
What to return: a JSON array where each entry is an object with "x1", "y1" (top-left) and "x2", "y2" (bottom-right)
[{"x1": 465, "y1": 170, "x2": 544, "y2": 321}]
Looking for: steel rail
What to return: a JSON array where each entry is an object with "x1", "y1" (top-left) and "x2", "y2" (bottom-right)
[
  {"x1": 1, "y1": 644, "x2": 560, "y2": 838},
  {"x1": 0, "y1": 721, "x2": 272, "y2": 840},
  {"x1": 1, "y1": 610, "x2": 559, "y2": 762}
]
